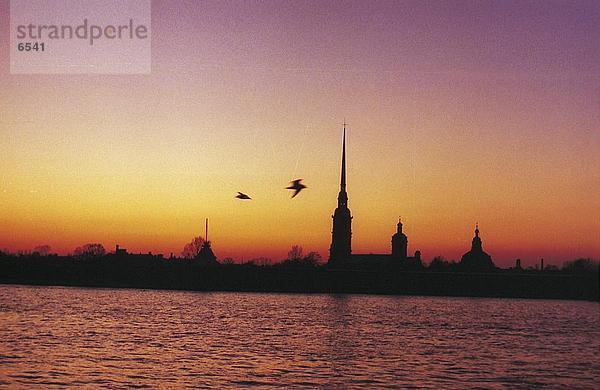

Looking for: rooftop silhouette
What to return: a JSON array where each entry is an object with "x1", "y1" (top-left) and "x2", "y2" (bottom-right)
[
  {"x1": 0, "y1": 122, "x2": 597, "y2": 300},
  {"x1": 328, "y1": 124, "x2": 423, "y2": 269},
  {"x1": 460, "y1": 224, "x2": 496, "y2": 271},
  {"x1": 197, "y1": 218, "x2": 217, "y2": 265}
]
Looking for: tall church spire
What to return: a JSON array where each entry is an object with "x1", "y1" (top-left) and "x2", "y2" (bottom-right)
[
  {"x1": 330, "y1": 122, "x2": 352, "y2": 263},
  {"x1": 341, "y1": 121, "x2": 346, "y2": 192},
  {"x1": 337, "y1": 122, "x2": 348, "y2": 208}
]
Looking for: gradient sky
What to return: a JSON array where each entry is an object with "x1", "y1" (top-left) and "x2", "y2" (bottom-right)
[{"x1": 1, "y1": 0, "x2": 599, "y2": 267}]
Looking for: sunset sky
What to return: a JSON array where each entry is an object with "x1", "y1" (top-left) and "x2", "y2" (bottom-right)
[{"x1": 1, "y1": 0, "x2": 598, "y2": 267}]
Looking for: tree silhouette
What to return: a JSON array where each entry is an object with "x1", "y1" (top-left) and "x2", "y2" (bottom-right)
[
  {"x1": 301, "y1": 251, "x2": 322, "y2": 266},
  {"x1": 428, "y1": 256, "x2": 458, "y2": 271},
  {"x1": 32, "y1": 245, "x2": 51, "y2": 256},
  {"x1": 562, "y1": 258, "x2": 598, "y2": 274},
  {"x1": 221, "y1": 257, "x2": 235, "y2": 265},
  {"x1": 429, "y1": 256, "x2": 448, "y2": 271},
  {"x1": 181, "y1": 236, "x2": 205, "y2": 259},
  {"x1": 287, "y1": 245, "x2": 303, "y2": 261},
  {"x1": 74, "y1": 243, "x2": 106, "y2": 258},
  {"x1": 251, "y1": 257, "x2": 272, "y2": 266},
  {"x1": 281, "y1": 246, "x2": 321, "y2": 267}
]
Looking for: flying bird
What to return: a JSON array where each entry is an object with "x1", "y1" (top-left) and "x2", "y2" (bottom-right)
[
  {"x1": 286, "y1": 179, "x2": 307, "y2": 198},
  {"x1": 235, "y1": 192, "x2": 252, "y2": 200}
]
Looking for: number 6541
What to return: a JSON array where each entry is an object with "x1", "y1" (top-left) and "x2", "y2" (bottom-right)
[{"x1": 17, "y1": 42, "x2": 45, "y2": 51}]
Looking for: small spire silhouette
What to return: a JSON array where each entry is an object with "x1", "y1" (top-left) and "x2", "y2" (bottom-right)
[
  {"x1": 197, "y1": 218, "x2": 217, "y2": 264},
  {"x1": 396, "y1": 216, "x2": 404, "y2": 234}
]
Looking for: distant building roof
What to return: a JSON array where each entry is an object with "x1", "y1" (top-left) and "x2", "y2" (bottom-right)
[
  {"x1": 196, "y1": 241, "x2": 218, "y2": 265},
  {"x1": 460, "y1": 224, "x2": 495, "y2": 271}
]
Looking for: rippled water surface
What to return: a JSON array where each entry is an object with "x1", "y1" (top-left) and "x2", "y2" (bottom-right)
[{"x1": 0, "y1": 285, "x2": 598, "y2": 388}]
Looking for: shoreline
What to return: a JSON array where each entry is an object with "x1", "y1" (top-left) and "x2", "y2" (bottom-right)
[
  {"x1": 1, "y1": 281, "x2": 598, "y2": 303},
  {"x1": 1, "y1": 258, "x2": 597, "y2": 302}
]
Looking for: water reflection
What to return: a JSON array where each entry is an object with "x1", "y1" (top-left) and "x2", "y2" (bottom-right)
[{"x1": 0, "y1": 286, "x2": 598, "y2": 388}]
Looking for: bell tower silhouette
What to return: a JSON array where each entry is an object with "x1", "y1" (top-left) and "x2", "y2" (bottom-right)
[
  {"x1": 391, "y1": 217, "x2": 408, "y2": 260},
  {"x1": 329, "y1": 122, "x2": 352, "y2": 263}
]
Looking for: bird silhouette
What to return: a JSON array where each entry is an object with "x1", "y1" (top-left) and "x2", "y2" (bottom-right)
[
  {"x1": 286, "y1": 179, "x2": 307, "y2": 198},
  {"x1": 235, "y1": 192, "x2": 252, "y2": 200}
]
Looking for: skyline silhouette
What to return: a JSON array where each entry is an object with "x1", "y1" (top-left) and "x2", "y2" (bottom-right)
[
  {"x1": 1, "y1": 1, "x2": 599, "y2": 266},
  {"x1": 1, "y1": 2, "x2": 598, "y2": 389},
  {"x1": 0, "y1": 122, "x2": 597, "y2": 267},
  {"x1": 0, "y1": 126, "x2": 599, "y2": 300},
  {"x1": 2, "y1": 123, "x2": 596, "y2": 268},
  {"x1": 0, "y1": 124, "x2": 595, "y2": 270}
]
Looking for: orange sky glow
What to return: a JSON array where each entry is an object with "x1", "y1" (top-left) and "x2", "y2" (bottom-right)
[{"x1": 1, "y1": 1, "x2": 599, "y2": 267}]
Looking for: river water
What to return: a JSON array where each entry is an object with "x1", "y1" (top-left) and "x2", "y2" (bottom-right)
[{"x1": 0, "y1": 285, "x2": 598, "y2": 388}]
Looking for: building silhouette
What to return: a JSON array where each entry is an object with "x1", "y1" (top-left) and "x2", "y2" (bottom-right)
[
  {"x1": 197, "y1": 241, "x2": 217, "y2": 264},
  {"x1": 107, "y1": 244, "x2": 164, "y2": 263},
  {"x1": 197, "y1": 218, "x2": 218, "y2": 265},
  {"x1": 329, "y1": 124, "x2": 352, "y2": 264},
  {"x1": 328, "y1": 125, "x2": 421, "y2": 268},
  {"x1": 115, "y1": 244, "x2": 127, "y2": 256},
  {"x1": 459, "y1": 224, "x2": 495, "y2": 271},
  {"x1": 515, "y1": 258, "x2": 522, "y2": 269},
  {"x1": 391, "y1": 218, "x2": 408, "y2": 259}
]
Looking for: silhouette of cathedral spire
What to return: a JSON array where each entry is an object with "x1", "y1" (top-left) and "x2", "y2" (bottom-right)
[
  {"x1": 337, "y1": 120, "x2": 348, "y2": 207},
  {"x1": 340, "y1": 123, "x2": 347, "y2": 192},
  {"x1": 329, "y1": 122, "x2": 352, "y2": 263}
]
